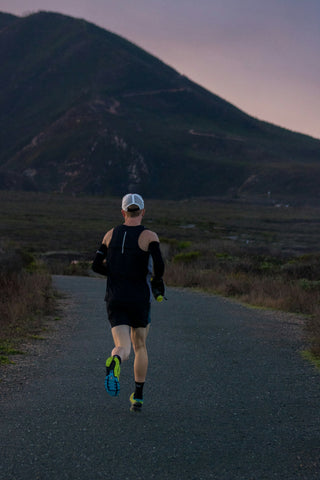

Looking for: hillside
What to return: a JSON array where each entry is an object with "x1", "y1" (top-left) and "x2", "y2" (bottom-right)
[{"x1": 0, "y1": 11, "x2": 320, "y2": 200}]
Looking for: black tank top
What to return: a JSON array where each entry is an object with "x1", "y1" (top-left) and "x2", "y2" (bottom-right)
[{"x1": 106, "y1": 225, "x2": 152, "y2": 304}]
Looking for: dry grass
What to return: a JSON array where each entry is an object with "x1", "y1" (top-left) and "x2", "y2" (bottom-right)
[
  {"x1": 165, "y1": 262, "x2": 320, "y2": 312},
  {"x1": 0, "y1": 270, "x2": 55, "y2": 363},
  {"x1": 305, "y1": 304, "x2": 320, "y2": 357},
  {"x1": 0, "y1": 272, "x2": 53, "y2": 334}
]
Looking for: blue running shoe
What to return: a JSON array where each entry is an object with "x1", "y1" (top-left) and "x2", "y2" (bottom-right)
[
  {"x1": 129, "y1": 392, "x2": 143, "y2": 412},
  {"x1": 105, "y1": 356, "x2": 120, "y2": 396}
]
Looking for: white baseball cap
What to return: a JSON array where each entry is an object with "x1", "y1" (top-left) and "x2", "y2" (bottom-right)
[{"x1": 121, "y1": 193, "x2": 144, "y2": 211}]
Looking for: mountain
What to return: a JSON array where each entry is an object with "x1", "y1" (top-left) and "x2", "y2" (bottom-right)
[{"x1": 0, "y1": 11, "x2": 320, "y2": 201}]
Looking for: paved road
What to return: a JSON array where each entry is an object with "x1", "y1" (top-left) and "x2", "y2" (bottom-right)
[{"x1": 1, "y1": 275, "x2": 319, "y2": 480}]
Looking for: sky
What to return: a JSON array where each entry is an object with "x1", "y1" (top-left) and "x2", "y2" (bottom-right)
[{"x1": 1, "y1": 0, "x2": 319, "y2": 139}]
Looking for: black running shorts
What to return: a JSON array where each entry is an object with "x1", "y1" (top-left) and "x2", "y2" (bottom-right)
[{"x1": 106, "y1": 301, "x2": 151, "y2": 329}]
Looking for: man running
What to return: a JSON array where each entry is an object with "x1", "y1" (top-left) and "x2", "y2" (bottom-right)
[{"x1": 92, "y1": 193, "x2": 165, "y2": 412}]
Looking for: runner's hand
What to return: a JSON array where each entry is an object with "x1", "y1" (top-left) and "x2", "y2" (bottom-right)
[{"x1": 151, "y1": 277, "x2": 165, "y2": 299}]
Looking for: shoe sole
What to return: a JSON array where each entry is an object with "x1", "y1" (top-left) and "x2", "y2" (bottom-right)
[
  {"x1": 105, "y1": 372, "x2": 120, "y2": 397},
  {"x1": 105, "y1": 357, "x2": 120, "y2": 397}
]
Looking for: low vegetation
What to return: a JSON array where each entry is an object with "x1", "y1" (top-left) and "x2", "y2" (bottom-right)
[
  {"x1": 1, "y1": 191, "x2": 320, "y2": 362},
  {"x1": 0, "y1": 248, "x2": 55, "y2": 364}
]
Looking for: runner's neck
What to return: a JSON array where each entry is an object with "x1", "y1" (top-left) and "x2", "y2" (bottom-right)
[{"x1": 123, "y1": 217, "x2": 143, "y2": 227}]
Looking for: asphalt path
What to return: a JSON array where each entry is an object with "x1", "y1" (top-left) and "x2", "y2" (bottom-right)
[{"x1": 1, "y1": 275, "x2": 319, "y2": 480}]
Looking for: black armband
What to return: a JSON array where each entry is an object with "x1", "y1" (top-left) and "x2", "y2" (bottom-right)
[
  {"x1": 92, "y1": 244, "x2": 108, "y2": 276},
  {"x1": 148, "y1": 241, "x2": 165, "y2": 279},
  {"x1": 96, "y1": 244, "x2": 108, "y2": 256}
]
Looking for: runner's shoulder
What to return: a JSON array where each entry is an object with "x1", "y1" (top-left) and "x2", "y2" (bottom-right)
[
  {"x1": 142, "y1": 229, "x2": 159, "y2": 243},
  {"x1": 103, "y1": 228, "x2": 114, "y2": 247},
  {"x1": 139, "y1": 229, "x2": 159, "y2": 251}
]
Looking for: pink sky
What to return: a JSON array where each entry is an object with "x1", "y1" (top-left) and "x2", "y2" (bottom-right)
[{"x1": 1, "y1": 0, "x2": 319, "y2": 139}]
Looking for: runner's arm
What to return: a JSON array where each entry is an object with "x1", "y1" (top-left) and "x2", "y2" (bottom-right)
[
  {"x1": 92, "y1": 243, "x2": 108, "y2": 276},
  {"x1": 148, "y1": 241, "x2": 165, "y2": 279},
  {"x1": 149, "y1": 241, "x2": 165, "y2": 298}
]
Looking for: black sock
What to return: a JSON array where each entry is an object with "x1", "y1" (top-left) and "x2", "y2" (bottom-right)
[
  {"x1": 134, "y1": 382, "x2": 144, "y2": 400},
  {"x1": 114, "y1": 354, "x2": 121, "y2": 364}
]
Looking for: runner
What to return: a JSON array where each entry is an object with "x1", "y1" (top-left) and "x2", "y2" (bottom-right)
[{"x1": 92, "y1": 193, "x2": 165, "y2": 412}]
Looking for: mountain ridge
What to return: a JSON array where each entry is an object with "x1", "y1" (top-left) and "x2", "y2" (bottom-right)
[{"x1": 0, "y1": 11, "x2": 319, "y2": 201}]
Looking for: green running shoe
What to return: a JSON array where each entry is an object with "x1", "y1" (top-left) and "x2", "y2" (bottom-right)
[
  {"x1": 129, "y1": 392, "x2": 144, "y2": 412},
  {"x1": 105, "y1": 356, "x2": 120, "y2": 396}
]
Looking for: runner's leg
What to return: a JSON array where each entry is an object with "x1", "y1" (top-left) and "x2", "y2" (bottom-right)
[
  {"x1": 131, "y1": 325, "x2": 150, "y2": 382},
  {"x1": 105, "y1": 325, "x2": 131, "y2": 396},
  {"x1": 111, "y1": 325, "x2": 131, "y2": 361}
]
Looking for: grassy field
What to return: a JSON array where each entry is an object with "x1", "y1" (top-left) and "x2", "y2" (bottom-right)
[
  {"x1": 1, "y1": 190, "x2": 320, "y2": 256},
  {"x1": 1, "y1": 190, "x2": 320, "y2": 360}
]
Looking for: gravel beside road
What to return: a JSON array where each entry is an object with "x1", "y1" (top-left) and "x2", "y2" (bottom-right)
[{"x1": 1, "y1": 275, "x2": 319, "y2": 480}]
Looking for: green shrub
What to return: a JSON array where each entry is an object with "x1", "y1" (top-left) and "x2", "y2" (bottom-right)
[
  {"x1": 299, "y1": 279, "x2": 320, "y2": 291},
  {"x1": 177, "y1": 241, "x2": 191, "y2": 250},
  {"x1": 173, "y1": 251, "x2": 200, "y2": 263}
]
